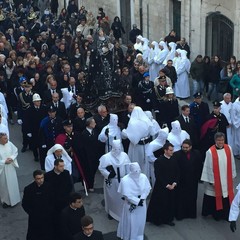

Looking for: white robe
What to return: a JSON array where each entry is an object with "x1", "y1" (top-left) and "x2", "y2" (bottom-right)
[
  {"x1": 117, "y1": 173, "x2": 151, "y2": 240},
  {"x1": 154, "y1": 41, "x2": 169, "y2": 71},
  {"x1": 231, "y1": 99, "x2": 240, "y2": 156},
  {"x1": 99, "y1": 152, "x2": 131, "y2": 221},
  {"x1": 163, "y1": 42, "x2": 177, "y2": 65},
  {"x1": 201, "y1": 146, "x2": 236, "y2": 197},
  {"x1": 0, "y1": 123, "x2": 9, "y2": 139},
  {"x1": 229, "y1": 184, "x2": 240, "y2": 221},
  {"x1": 167, "y1": 130, "x2": 190, "y2": 152},
  {"x1": 147, "y1": 47, "x2": 156, "y2": 82},
  {"x1": 146, "y1": 128, "x2": 169, "y2": 186},
  {"x1": 45, "y1": 153, "x2": 72, "y2": 174},
  {"x1": 0, "y1": 141, "x2": 21, "y2": 206},
  {"x1": 98, "y1": 125, "x2": 123, "y2": 153},
  {"x1": 150, "y1": 41, "x2": 161, "y2": 81},
  {"x1": 0, "y1": 103, "x2": 8, "y2": 119},
  {"x1": 174, "y1": 56, "x2": 191, "y2": 98},
  {"x1": 220, "y1": 100, "x2": 233, "y2": 147},
  {"x1": 0, "y1": 92, "x2": 8, "y2": 117}
]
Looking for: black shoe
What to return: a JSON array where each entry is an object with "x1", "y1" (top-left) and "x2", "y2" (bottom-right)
[
  {"x1": 166, "y1": 222, "x2": 175, "y2": 226},
  {"x1": 108, "y1": 214, "x2": 113, "y2": 220},
  {"x1": 2, "y1": 202, "x2": 10, "y2": 208},
  {"x1": 21, "y1": 147, "x2": 27, "y2": 153}
]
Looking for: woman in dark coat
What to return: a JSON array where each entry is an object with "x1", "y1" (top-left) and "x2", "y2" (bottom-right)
[
  {"x1": 202, "y1": 56, "x2": 211, "y2": 93},
  {"x1": 207, "y1": 55, "x2": 222, "y2": 101},
  {"x1": 111, "y1": 16, "x2": 125, "y2": 41}
]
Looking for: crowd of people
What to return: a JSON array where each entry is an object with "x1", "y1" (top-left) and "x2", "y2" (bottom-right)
[{"x1": 0, "y1": 0, "x2": 240, "y2": 240}]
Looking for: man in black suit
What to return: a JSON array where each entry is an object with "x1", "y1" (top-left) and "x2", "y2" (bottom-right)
[
  {"x1": 68, "y1": 94, "x2": 85, "y2": 120},
  {"x1": 74, "y1": 117, "x2": 101, "y2": 191},
  {"x1": 176, "y1": 105, "x2": 199, "y2": 149},
  {"x1": 73, "y1": 215, "x2": 104, "y2": 240},
  {"x1": 48, "y1": 92, "x2": 67, "y2": 120},
  {"x1": 73, "y1": 107, "x2": 91, "y2": 134},
  {"x1": 43, "y1": 80, "x2": 63, "y2": 105},
  {"x1": 93, "y1": 105, "x2": 110, "y2": 157},
  {"x1": 93, "y1": 105, "x2": 110, "y2": 134},
  {"x1": 22, "y1": 170, "x2": 54, "y2": 240}
]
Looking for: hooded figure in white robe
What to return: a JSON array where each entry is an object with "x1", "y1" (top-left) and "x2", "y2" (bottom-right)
[
  {"x1": 173, "y1": 49, "x2": 181, "y2": 70},
  {"x1": 144, "y1": 111, "x2": 161, "y2": 139},
  {"x1": 150, "y1": 41, "x2": 162, "y2": 81},
  {"x1": 230, "y1": 97, "x2": 240, "y2": 156},
  {"x1": 122, "y1": 106, "x2": 153, "y2": 175},
  {"x1": 0, "y1": 122, "x2": 9, "y2": 139},
  {"x1": 0, "y1": 135, "x2": 21, "y2": 207},
  {"x1": 99, "y1": 139, "x2": 131, "y2": 221},
  {"x1": 0, "y1": 104, "x2": 8, "y2": 120},
  {"x1": 61, "y1": 88, "x2": 73, "y2": 109},
  {"x1": 141, "y1": 38, "x2": 150, "y2": 63},
  {"x1": 146, "y1": 127, "x2": 169, "y2": 186},
  {"x1": 117, "y1": 162, "x2": 151, "y2": 240},
  {"x1": 167, "y1": 120, "x2": 190, "y2": 152},
  {"x1": 134, "y1": 35, "x2": 143, "y2": 53},
  {"x1": 0, "y1": 92, "x2": 8, "y2": 118},
  {"x1": 163, "y1": 42, "x2": 177, "y2": 65},
  {"x1": 147, "y1": 42, "x2": 156, "y2": 81},
  {"x1": 154, "y1": 41, "x2": 169, "y2": 71},
  {"x1": 98, "y1": 113, "x2": 122, "y2": 153},
  {"x1": 220, "y1": 97, "x2": 233, "y2": 147},
  {"x1": 174, "y1": 49, "x2": 191, "y2": 98},
  {"x1": 45, "y1": 144, "x2": 72, "y2": 174},
  {"x1": 229, "y1": 183, "x2": 240, "y2": 223}
]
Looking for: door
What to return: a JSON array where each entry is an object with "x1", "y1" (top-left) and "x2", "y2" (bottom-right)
[{"x1": 206, "y1": 14, "x2": 234, "y2": 61}]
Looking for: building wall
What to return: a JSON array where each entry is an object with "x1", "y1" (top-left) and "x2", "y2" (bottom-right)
[{"x1": 59, "y1": 0, "x2": 240, "y2": 60}]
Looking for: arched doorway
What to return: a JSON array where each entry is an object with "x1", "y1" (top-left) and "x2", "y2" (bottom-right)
[{"x1": 206, "y1": 13, "x2": 234, "y2": 61}]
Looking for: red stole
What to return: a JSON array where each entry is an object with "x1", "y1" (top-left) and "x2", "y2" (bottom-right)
[{"x1": 210, "y1": 144, "x2": 234, "y2": 210}]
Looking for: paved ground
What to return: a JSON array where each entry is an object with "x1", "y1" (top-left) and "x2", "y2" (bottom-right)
[{"x1": 1, "y1": 96, "x2": 240, "y2": 240}]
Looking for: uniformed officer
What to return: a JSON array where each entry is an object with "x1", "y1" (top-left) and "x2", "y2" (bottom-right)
[
  {"x1": 17, "y1": 81, "x2": 34, "y2": 152},
  {"x1": 189, "y1": 92, "x2": 210, "y2": 129},
  {"x1": 39, "y1": 106, "x2": 63, "y2": 170},
  {"x1": 153, "y1": 75, "x2": 169, "y2": 127},
  {"x1": 25, "y1": 93, "x2": 47, "y2": 161},
  {"x1": 137, "y1": 72, "x2": 154, "y2": 111}
]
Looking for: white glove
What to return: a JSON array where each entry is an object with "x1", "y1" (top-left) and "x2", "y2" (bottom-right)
[
  {"x1": 42, "y1": 145, "x2": 47, "y2": 148},
  {"x1": 146, "y1": 99, "x2": 151, "y2": 103},
  {"x1": 121, "y1": 129, "x2": 128, "y2": 139},
  {"x1": 27, "y1": 133, "x2": 32, "y2": 137},
  {"x1": 154, "y1": 110, "x2": 159, "y2": 113},
  {"x1": 17, "y1": 119, "x2": 23, "y2": 125}
]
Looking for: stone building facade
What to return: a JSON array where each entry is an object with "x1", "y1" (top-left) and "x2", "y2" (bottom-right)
[{"x1": 60, "y1": 0, "x2": 240, "y2": 61}]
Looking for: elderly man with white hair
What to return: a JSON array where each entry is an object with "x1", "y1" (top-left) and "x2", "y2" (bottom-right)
[
  {"x1": 99, "y1": 139, "x2": 131, "y2": 221},
  {"x1": 122, "y1": 106, "x2": 153, "y2": 175},
  {"x1": 45, "y1": 144, "x2": 72, "y2": 174}
]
